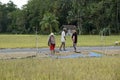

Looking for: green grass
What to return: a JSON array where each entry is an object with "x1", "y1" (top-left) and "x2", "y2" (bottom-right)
[
  {"x1": 0, "y1": 57, "x2": 120, "y2": 80},
  {"x1": 0, "y1": 34, "x2": 120, "y2": 48}
]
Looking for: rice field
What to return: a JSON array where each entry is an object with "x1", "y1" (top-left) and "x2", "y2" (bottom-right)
[
  {"x1": 0, "y1": 56, "x2": 120, "y2": 80},
  {"x1": 0, "y1": 34, "x2": 120, "y2": 48}
]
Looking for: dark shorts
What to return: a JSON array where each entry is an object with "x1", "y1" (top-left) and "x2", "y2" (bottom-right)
[{"x1": 50, "y1": 44, "x2": 55, "y2": 50}]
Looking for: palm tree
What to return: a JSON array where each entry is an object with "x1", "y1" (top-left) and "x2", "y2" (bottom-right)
[{"x1": 40, "y1": 12, "x2": 59, "y2": 33}]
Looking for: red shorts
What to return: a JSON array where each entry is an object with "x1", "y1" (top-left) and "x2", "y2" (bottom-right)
[{"x1": 50, "y1": 44, "x2": 55, "y2": 50}]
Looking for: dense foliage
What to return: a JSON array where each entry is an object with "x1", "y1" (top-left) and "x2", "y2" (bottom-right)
[{"x1": 0, "y1": 0, "x2": 119, "y2": 34}]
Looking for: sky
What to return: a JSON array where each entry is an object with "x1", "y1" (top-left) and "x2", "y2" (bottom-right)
[{"x1": 0, "y1": 0, "x2": 28, "y2": 9}]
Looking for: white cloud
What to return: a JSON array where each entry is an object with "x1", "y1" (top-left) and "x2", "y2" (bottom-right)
[{"x1": 0, "y1": 0, "x2": 28, "y2": 8}]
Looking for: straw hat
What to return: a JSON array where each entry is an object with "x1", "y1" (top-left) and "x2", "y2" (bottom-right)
[{"x1": 50, "y1": 33, "x2": 54, "y2": 35}]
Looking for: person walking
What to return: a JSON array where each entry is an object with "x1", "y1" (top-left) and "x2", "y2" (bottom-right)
[
  {"x1": 59, "y1": 28, "x2": 66, "y2": 51},
  {"x1": 71, "y1": 30, "x2": 78, "y2": 52},
  {"x1": 48, "y1": 33, "x2": 55, "y2": 54}
]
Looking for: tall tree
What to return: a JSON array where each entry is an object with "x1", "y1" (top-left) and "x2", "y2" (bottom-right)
[
  {"x1": 40, "y1": 12, "x2": 59, "y2": 34},
  {"x1": 67, "y1": 0, "x2": 87, "y2": 34}
]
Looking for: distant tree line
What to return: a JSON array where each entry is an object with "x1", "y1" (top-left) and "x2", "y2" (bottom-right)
[{"x1": 0, "y1": 0, "x2": 120, "y2": 35}]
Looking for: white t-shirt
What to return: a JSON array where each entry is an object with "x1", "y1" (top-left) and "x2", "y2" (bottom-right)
[{"x1": 61, "y1": 31, "x2": 66, "y2": 42}]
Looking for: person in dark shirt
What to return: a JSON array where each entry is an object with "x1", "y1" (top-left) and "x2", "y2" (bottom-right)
[{"x1": 71, "y1": 30, "x2": 77, "y2": 52}]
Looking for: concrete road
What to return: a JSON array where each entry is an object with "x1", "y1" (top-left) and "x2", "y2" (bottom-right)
[{"x1": 0, "y1": 46, "x2": 120, "y2": 54}]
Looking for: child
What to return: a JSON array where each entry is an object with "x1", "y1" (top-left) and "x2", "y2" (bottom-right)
[{"x1": 48, "y1": 33, "x2": 55, "y2": 54}]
